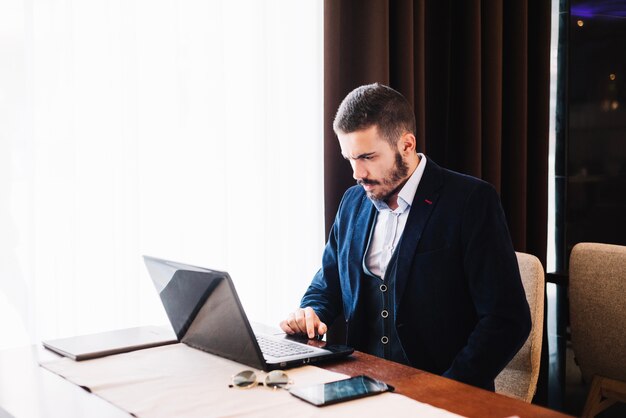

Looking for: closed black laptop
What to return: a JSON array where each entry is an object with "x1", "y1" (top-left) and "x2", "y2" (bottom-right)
[{"x1": 143, "y1": 255, "x2": 353, "y2": 370}]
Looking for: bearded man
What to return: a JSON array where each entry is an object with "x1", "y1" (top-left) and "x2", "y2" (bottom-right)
[{"x1": 280, "y1": 83, "x2": 531, "y2": 391}]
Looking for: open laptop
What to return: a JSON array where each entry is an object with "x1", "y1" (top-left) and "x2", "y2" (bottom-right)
[{"x1": 143, "y1": 255, "x2": 353, "y2": 371}]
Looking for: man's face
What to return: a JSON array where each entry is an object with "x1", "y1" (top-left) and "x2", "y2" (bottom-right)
[{"x1": 337, "y1": 125, "x2": 409, "y2": 202}]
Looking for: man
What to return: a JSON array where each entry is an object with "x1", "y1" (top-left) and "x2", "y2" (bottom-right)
[{"x1": 280, "y1": 83, "x2": 531, "y2": 391}]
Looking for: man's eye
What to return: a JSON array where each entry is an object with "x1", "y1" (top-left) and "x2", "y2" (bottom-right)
[{"x1": 362, "y1": 156, "x2": 373, "y2": 160}]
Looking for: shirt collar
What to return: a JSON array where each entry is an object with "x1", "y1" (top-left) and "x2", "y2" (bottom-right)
[{"x1": 370, "y1": 153, "x2": 427, "y2": 213}]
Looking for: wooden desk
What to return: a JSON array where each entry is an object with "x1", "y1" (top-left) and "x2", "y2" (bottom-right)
[
  {"x1": 321, "y1": 351, "x2": 571, "y2": 418},
  {"x1": 0, "y1": 346, "x2": 571, "y2": 417}
]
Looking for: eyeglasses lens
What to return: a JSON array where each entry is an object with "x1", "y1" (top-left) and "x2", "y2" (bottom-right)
[
  {"x1": 264, "y1": 370, "x2": 290, "y2": 388},
  {"x1": 232, "y1": 370, "x2": 257, "y2": 388}
]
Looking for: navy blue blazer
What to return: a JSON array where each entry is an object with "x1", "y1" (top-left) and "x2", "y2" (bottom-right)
[{"x1": 301, "y1": 158, "x2": 531, "y2": 390}]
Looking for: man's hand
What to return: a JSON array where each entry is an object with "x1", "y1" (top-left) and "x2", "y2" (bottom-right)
[{"x1": 279, "y1": 307, "x2": 327, "y2": 339}]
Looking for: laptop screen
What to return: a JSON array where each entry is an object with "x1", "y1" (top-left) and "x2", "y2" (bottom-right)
[
  {"x1": 144, "y1": 256, "x2": 221, "y2": 340},
  {"x1": 143, "y1": 256, "x2": 266, "y2": 370}
]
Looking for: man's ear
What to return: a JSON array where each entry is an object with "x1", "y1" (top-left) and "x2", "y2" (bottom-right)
[{"x1": 399, "y1": 132, "x2": 417, "y2": 154}]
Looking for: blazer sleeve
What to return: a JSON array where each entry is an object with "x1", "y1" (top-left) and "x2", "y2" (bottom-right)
[
  {"x1": 298, "y1": 197, "x2": 346, "y2": 326},
  {"x1": 442, "y1": 182, "x2": 532, "y2": 388}
]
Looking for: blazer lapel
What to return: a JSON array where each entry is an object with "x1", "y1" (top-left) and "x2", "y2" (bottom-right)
[
  {"x1": 345, "y1": 194, "x2": 376, "y2": 320},
  {"x1": 392, "y1": 159, "x2": 444, "y2": 313}
]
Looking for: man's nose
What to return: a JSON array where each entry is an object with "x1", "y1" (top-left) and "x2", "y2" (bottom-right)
[{"x1": 352, "y1": 161, "x2": 367, "y2": 181}]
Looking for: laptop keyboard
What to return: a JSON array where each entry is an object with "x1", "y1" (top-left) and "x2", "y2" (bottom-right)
[{"x1": 256, "y1": 335, "x2": 316, "y2": 358}]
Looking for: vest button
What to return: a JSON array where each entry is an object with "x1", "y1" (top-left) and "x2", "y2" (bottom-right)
[
  {"x1": 381, "y1": 310, "x2": 389, "y2": 318},
  {"x1": 380, "y1": 284, "x2": 387, "y2": 292},
  {"x1": 381, "y1": 336, "x2": 389, "y2": 344}
]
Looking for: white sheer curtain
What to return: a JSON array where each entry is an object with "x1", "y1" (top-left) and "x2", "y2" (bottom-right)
[{"x1": 0, "y1": 0, "x2": 324, "y2": 349}]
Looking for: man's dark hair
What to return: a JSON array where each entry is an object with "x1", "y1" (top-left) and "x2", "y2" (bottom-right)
[{"x1": 333, "y1": 83, "x2": 416, "y2": 146}]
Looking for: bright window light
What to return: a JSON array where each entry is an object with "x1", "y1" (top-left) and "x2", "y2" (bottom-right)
[{"x1": 0, "y1": 0, "x2": 324, "y2": 349}]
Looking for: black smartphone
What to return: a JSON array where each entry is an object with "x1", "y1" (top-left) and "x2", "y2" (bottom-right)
[{"x1": 288, "y1": 375, "x2": 394, "y2": 407}]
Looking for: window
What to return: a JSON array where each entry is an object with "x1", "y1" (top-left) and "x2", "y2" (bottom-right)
[{"x1": 0, "y1": 0, "x2": 324, "y2": 348}]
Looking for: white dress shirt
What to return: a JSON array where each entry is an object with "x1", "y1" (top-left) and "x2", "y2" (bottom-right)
[{"x1": 364, "y1": 154, "x2": 427, "y2": 279}]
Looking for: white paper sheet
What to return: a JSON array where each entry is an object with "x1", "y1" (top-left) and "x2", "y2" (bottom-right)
[{"x1": 40, "y1": 343, "x2": 464, "y2": 418}]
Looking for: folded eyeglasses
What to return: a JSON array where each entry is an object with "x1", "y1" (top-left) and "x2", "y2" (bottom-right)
[{"x1": 229, "y1": 370, "x2": 292, "y2": 390}]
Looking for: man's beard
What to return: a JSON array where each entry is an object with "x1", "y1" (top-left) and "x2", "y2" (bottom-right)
[{"x1": 358, "y1": 151, "x2": 409, "y2": 202}]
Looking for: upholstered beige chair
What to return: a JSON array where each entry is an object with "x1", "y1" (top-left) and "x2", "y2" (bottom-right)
[
  {"x1": 569, "y1": 242, "x2": 626, "y2": 418},
  {"x1": 495, "y1": 252, "x2": 545, "y2": 402}
]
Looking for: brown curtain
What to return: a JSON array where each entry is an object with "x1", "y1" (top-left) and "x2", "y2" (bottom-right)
[
  {"x1": 323, "y1": 0, "x2": 552, "y2": 403},
  {"x1": 323, "y1": 0, "x2": 551, "y2": 266}
]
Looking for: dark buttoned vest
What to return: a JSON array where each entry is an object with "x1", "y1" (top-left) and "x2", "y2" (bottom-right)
[{"x1": 360, "y1": 212, "x2": 409, "y2": 364}]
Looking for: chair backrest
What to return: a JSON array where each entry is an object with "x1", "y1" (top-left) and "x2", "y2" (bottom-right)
[
  {"x1": 569, "y1": 242, "x2": 626, "y2": 383},
  {"x1": 495, "y1": 252, "x2": 545, "y2": 402}
]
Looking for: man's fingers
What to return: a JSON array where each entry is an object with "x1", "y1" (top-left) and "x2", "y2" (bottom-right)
[
  {"x1": 281, "y1": 308, "x2": 326, "y2": 338},
  {"x1": 285, "y1": 312, "x2": 300, "y2": 334},
  {"x1": 280, "y1": 313, "x2": 298, "y2": 334},
  {"x1": 279, "y1": 319, "x2": 295, "y2": 334},
  {"x1": 294, "y1": 309, "x2": 306, "y2": 334},
  {"x1": 304, "y1": 307, "x2": 316, "y2": 338}
]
